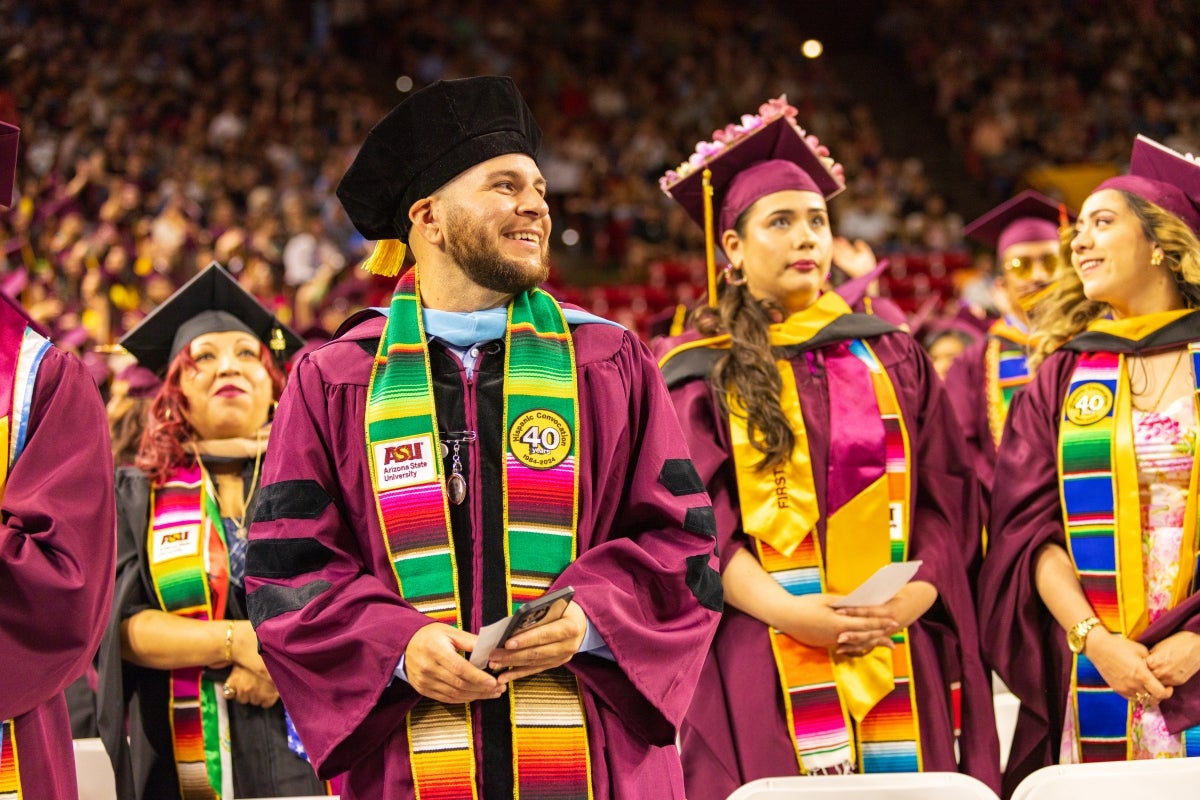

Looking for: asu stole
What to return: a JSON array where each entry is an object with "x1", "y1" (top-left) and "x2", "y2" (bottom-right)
[
  {"x1": 1059, "y1": 343, "x2": 1200, "y2": 761},
  {"x1": 728, "y1": 293, "x2": 924, "y2": 774},
  {"x1": 146, "y1": 465, "x2": 233, "y2": 799},
  {"x1": 0, "y1": 309, "x2": 52, "y2": 800},
  {"x1": 366, "y1": 267, "x2": 593, "y2": 800},
  {"x1": 985, "y1": 321, "x2": 1033, "y2": 447}
]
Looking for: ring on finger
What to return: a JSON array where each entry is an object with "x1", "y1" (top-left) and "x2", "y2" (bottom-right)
[
  {"x1": 1134, "y1": 691, "x2": 1149, "y2": 704},
  {"x1": 223, "y1": 684, "x2": 236, "y2": 699}
]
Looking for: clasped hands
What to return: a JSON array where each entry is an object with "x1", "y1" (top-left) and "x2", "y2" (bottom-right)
[
  {"x1": 1086, "y1": 630, "x2": 1200, "y2": 705},
  {"x1": 211, "y1": 619, "x2": 279, "y2": 708},
  {"x1": 779, "y1": 581, "x2": 938, "y2": 657},
  {"x1": 404, "y1": 601, "x2": 588, "y2": 704}
]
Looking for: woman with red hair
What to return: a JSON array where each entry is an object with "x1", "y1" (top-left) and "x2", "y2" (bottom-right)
[{"x1": 95, "y1": 264, "x2": 327, "y2": 799}]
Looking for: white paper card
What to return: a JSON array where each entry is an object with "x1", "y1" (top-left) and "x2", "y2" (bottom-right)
[
  {"x1": 829, "y1": 560, "x2": 923, "y2": 608},
  {"x1": 469, "y1": 616, "x2": 512, "y2": 669}
]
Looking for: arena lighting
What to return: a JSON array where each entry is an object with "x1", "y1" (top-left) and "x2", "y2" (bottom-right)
[
  {"x1": 561, "y1": 228, "x2": 580, "y2": 247},
  {"x1": 801, "y1": 39, "x2": 823, "y2": 59},
  {"x1": 395, "y1": 75, "x2": 414, "y2": 92}
]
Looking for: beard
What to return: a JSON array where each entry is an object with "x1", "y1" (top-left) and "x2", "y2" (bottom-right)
[{"x1": 443, "y1": 205, "x2": 550, "y2": 295}]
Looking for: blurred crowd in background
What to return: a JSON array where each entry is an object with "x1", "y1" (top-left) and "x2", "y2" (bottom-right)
[{"x1": 2, "y1": 0, "x2": 1199, "y2": 385}]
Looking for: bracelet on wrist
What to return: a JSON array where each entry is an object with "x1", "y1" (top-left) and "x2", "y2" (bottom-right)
[{"x1": 223, "y1": 621, "x2": 234, "y2": 663}]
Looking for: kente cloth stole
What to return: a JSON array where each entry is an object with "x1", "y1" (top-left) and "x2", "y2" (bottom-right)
[
  {"x1": 734, "y1": 334, "x2": 922, "y2": 775},
  {"x1": 366, "y1": 266, "x2": 592, "y2": 800},
  {"x1": 985, "y1": 324, "x2": 1033, "y2": 447},
  {"x1": 147, "y1": 464, "x2": 233, "y2": 799},
  {"x1": 0, "y1": 317, "x2": 51, "y2": 800},
  {"x1": 1059, "y1": 347, "x2": 1200, "y2": 762}
]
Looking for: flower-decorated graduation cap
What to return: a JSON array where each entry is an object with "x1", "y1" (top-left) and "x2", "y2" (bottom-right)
[
  {"x1": 119, "y1": 262, "x2": 303, "y2": 374},
  {"x1": 336, "y1": 75, "x2": 542, "y2": 277},
  {"x1": 963, "y1": 189, "x2": 1073, "y2": 258},
  {"x1": 1097, "y1": 134, "x2": 1200, "y2": 234},
  {"x1": 0, "y1": 121, "x2": 18, "y2": 209},
  {"x1": 659, "y1": 97, "x2": 845, "y2": 306}
]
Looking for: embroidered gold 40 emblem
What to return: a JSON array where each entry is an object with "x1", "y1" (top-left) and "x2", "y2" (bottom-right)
[
  {"x1": 508, "y1": 409, "x2": 572, "y2": 469},
  {"x1": 1066, "y1": 383, "x2": 1114, "y2": 425}
]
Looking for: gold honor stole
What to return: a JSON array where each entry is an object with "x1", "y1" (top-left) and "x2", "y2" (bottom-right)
[
  {"x1": 366, "y1": 266, "x2": 592, "y2": 800},
  {"x1": 985, "y1": 320, "x2": 1033, "y2": 447},
  {"x1": 1059, "y1": 332, "x2": 1200, "y2": 761},
  {"x1": 729, "y1": 293, "x2": 923, "y2": 774},
  {"x1": 146, "y1": 465, "x2": 233, "y2": 799},
  {"x1": 0, "y1": 320, "x2": 51, "y2": 800}
]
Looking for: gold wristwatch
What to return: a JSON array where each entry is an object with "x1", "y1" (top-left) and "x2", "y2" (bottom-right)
[{"x1": 1067, "y1": 615, "x2": 1102, "y2": 654}]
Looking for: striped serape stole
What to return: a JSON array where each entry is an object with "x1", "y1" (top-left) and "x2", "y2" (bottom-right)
[
  {"x1": 985, "y1": 335, "x2": 1033, "y2": 447},
  {"x1": 847, "y1": 340, "x2": 922, "y2": 773},
  {"x1": 367, "y1": 267, "x2": 592, "y2": 799},
  {"x1": 755, "y1": 339, "x2": 922, "y2": 775},
  {"x1": 148, "y1": 466, "x2": 230, "y2": 798},
  {"x1": 1061, "y1": 346, "x2": 1200, "y2": 760},
  {"x1": 0, "y1": 320, "x2": 54, "y2": 800}
]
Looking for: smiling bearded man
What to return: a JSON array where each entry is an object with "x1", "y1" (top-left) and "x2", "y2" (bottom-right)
[{"x1": 245, "y1": 76, "x2": 723, "y2": 800}]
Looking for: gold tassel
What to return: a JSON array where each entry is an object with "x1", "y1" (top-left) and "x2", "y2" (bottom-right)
[
  {"x1": 702, "y1": 168, "x2": 718, "y2": 308},
  {"x1": 361, "y1": 239, "x2": 407, "y2": 277}
]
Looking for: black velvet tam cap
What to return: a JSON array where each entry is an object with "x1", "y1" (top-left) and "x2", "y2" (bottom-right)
[
  {"x1": 119, "y1": 262, "x2": 303, "y2": 374},
  {"x1": 337, "y1": 75, "x2": 541, "y2": 243}
]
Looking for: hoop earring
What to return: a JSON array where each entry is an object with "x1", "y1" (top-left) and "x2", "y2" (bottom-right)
[
  {"x1": 723, "y1": 263, "x2": 748, "y2": 286},
  {"x1": 1151, "y1": 249, "x2": 1164, "y2": 267}
]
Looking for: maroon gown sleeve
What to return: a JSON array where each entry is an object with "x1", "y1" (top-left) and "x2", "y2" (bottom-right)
[
  {"x1": 978, "y1": 351, "x2": 1076, "y2": 795},
  {"x1": 246, "y1": 345, "x2": 434, "y2": 776},
  {"x1": 0, "y1": 346, "x2": 115, "y2": 719},
  {"x1": 880, "y1": 335, "x2": 1000, "y2": 791},
  {"x1": 559, "y1": 331, "x2": 723, "y2": 746},
  {"x1": 0, "y1": 347, "x2": 115, "y2": 800}
]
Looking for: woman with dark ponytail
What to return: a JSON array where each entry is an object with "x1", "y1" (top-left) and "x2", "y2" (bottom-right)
[{"x1": 656, "y1": 98, "x2": 999, "y2": 799}]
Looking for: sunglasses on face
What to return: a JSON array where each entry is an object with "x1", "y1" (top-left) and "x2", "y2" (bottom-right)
[{"x1": 1004, "y1": 253, "x2": 1059, "y2": 280}]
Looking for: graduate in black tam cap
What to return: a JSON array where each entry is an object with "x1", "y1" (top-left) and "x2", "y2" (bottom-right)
[
  {"x1": 98, "y1": 261, "x2": 326, "y2": 800},
  {"x1": 246, "y1": 75, "x2": 722, "y2": 799}
]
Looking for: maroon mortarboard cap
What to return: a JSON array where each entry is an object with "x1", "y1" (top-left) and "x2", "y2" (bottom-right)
[
  {"x1": 1096, "y1": 134, "x2": 1200, "y2": 234},
  {"x1": 119, "y1": 262, "x2": 303, "y2": 374},
  {"x1": 0, "y1": 121, "x2": 17, "y2": 209},
  {"x1": 114, "y1": 363, "x2": 163, "y2": 399},
  {"x1": 337, "y1": 76, "x2": 541, "y2": 244},
  {"x1": 662, "y1": 111, "x2": 844, "y2": 238},
  {"x1": 963, "y1": 189, "x2": 1073, "y2": 256}
]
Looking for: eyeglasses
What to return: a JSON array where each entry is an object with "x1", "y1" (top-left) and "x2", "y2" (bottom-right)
[{"x1": 1004, "y1": 253, "x2": 1059, "y2": 280}]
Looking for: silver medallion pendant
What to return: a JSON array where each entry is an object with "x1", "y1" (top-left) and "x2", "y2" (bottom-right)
[{"x1": 447, "y1": 472, "x2": 467, "y2": 505}]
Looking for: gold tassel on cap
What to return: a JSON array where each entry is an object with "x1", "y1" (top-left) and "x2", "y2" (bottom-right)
[
  {"x1": 702, "y1": 168, "x2": 718, "y2": 308},
  {"x1": 270, "y1": 326, "x2": 286, "y2": 354},
  {"x1": 361, "y1": 239, "x2": 407, "y2": 277}
]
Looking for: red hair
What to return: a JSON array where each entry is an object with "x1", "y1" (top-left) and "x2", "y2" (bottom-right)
[{"x1": 135, "y1": 345, "x2": 287, "y2": 484}]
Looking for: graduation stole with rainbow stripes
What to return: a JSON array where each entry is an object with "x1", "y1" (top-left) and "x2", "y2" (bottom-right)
[
  {"x1": 1058, "y1": 331, "x2": 1200, "y2": 761},
  {"x1": 985, "y1": 319, "x2": 1034, "y2": 447},
  {"x1": 366, "y1": 266, "x2": 593, "y2": 800},
  {"x1": 730, "y1": 292, "x2": 924, "y2": 775},
  {"x1": 0, "y1": 306, "x2": 52, "y2": 800},
  {"x1": 146, "y1": 464, "x2": 234, "y2": 799}
]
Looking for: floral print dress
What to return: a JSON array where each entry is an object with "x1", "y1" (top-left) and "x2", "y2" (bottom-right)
[{"x1": 1061, "y1": 392, "x2": 1198, "y2": 762}]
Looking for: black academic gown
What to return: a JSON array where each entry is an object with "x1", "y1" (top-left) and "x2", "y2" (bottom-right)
[{"x1": 98, "y1": 463, "x2": 324, "y2": 800}]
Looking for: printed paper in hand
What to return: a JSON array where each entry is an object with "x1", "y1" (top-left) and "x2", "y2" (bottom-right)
[{"x1": 829, "y1": 560, "x2": 923, "y2": 608}]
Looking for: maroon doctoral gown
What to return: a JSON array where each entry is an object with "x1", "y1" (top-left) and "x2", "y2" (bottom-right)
[
  {"x1": 245, "y1": 309, "x2": 723, "y2": 799},
  {"x1": 0, "y1": 335, "x2": 116, "y2": 799},
  {"x1": 979, "y1": 314, "x2": 1200, "y2": 797},
  {"x1": 658, "y1": 314, "x2": 1000, "y2": 800}
]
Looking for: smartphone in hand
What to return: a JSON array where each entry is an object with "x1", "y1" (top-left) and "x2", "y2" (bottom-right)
[{"x1": 468, "y1": 586, "x2": 576, "y2": 670}]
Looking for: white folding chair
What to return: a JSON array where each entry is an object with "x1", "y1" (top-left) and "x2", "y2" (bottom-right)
[
  {"x1": 1010, "y1": 757, "x2": 1200, "y2": 800},
  {"x1": 73, "y1": 738, "x2": 117, "y2": 800},
  {"x1": 726, "y1": 772, "x2": 1000, "y2": 799}
]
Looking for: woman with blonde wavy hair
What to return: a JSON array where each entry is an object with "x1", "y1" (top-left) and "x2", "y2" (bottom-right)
[{"x1": 980, "y1": 135, "x2": 1200, "y2": 797}]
